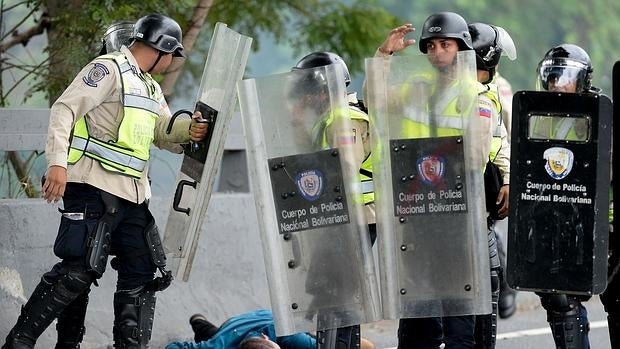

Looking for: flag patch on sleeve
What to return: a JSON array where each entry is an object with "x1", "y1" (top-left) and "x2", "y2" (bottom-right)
[
  {"x1": 336, "y1": 129, "x2": 357, "y2": 145},
  {"x1": 479, "y1": 99, "x2": 494, "y2": 118},
  {"x1": 479, "y1": 107, "x2": 492, "y2": 118}
]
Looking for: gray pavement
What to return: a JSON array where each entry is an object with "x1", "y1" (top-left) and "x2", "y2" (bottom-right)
[{"x1": 362, "y1": 291, "x2": 611, "y2": 348}]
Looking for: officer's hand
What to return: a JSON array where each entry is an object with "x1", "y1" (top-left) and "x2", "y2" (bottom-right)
[
  {"x1": 496, "y1": 184, "x2": 509, "y2": 219},
  {"x1": 378, "y1": 23, "x2": 416, "y2": 55},
  {"x1": 189, "y1": 111, "x2": 208, "y2": 141},
  {"x1": 42, "y1": 165, "x2": 67, "y2": 203}
]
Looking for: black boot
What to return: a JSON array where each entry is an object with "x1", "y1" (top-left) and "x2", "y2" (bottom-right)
[
  {"x1": 113, "y1": 286, "x2": 156, "y2": 348},
  {"x1": 55, "y1": 289, "x2": 91, "y2": 349},
  {"x1": 2, "y1": 271, "x2": 93, "y2": 349},
  {"x1": 497, "y1": 235, "x2": 517, "y2": 319},
  {"x1": 547, "y1": 302, "x2": 590, "y2": 349},
  {"x1": 189, "y1": 314, "x2": 219, "y2": 343}
]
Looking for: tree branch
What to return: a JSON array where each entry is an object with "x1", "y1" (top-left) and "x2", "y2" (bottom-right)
[
  {"x1": 6, "y1": 151, "x2": 37, "y2": 198},
  {"x1": 160, "y1": 0, "x2": 215, "y2": 98},
  {"x1": 0, "y1": 12, "x2": 50, "y2": 53}
]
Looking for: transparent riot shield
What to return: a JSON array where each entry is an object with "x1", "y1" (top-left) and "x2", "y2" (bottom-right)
[
  {"x1": 506, "y1": 91, "x2": 612, "y2": 294},
  {"x1": 365, "y1": 51, "x2": 491, "y2": 320},
  {"x1": 238, "y1": 64, "x2": 381, "y2": 336},
  {"x1": 162, "y1": 23, "x2": 252, "y2": 281}
]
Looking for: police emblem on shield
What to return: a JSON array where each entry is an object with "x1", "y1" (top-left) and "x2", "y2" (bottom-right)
[
  {"x1": 417, "y1": 155, "x2": 445, "y2": 185},
  {"x1": 295, "y1": 169, "x2": 324, "y2": 201},
  {"x1": 543, "y1": 147, "x2": 574, "y2": 180}
]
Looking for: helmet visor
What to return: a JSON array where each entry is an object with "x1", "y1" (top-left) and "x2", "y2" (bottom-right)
[
  {"x1": 495, "y1": 26, "x2": 516, "y2": 60},
  {"x1": 537, "y1": 59, "x2": 588, "y2": 92},
  {"x1": 103, "y1": 23, "x2": 134, "y2": 53}
]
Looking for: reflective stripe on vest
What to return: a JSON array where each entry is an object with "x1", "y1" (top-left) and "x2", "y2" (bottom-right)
[
  {"x1": 555, "y1": 118, "x2": 575, "y2": 139},
  {"x1": 347, "y1": 106, "x2": 374, "y2": 205},
  {"x1": 400, "y1": 80, "x2": 475, "y2": 138},
  {"x1": 360, "y1": 179, "x2": 374, "y2": 194},
  {"x1": 70, "y1": 131, "x2": 147, "y2": 172},
  {"x1": 485, "y1": 86, "x2": 503, "y2": 161},
  {"x1": 401, "y1": 97, "x2": 465, "y2": 138},
  {"x1": 318, "y1": 106, "x2": 375, "y2": 205},
  {"x1": 67, "y1": 53, "x2": 159, "y2": 179}
]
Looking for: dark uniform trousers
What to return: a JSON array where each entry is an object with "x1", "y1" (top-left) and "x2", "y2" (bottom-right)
[
  {"x1": 398, "y1": 316, "x2": 476, "y2": 349},
  {"x1": 3, "y1": 183, "x2": 158, "y2": 349}
]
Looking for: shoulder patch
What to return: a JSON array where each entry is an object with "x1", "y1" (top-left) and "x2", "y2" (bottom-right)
[
  {"x1": 478, "y1": 98, "x2": 494, "y2": 118},
  {"x1": 82, "y1": 63, "x2": 110, "y2": 87}
]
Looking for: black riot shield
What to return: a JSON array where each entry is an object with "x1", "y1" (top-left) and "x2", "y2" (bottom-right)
[{"x1": 506, "y1": 91, "x2": 612, "y2": 294}]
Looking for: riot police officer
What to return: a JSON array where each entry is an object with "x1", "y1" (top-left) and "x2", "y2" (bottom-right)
[
  {"x1": 493, "y1": 72, "x2": 519, "y2": 320},
  {"x1": 374, "y1": 12, "x2": 499, "y2": 349},
  {"x1": 2, "y1": 13, "x2": 208, "y2": 349},
  {"x1": 291, "y1": 51, "x2": 375, "y2": 349},
  {"x1": 468, "y1": 22, "x2": 515, "y2": 349},
  {"x1": 534, "y1": 43, "x2": 602, "y2": 349},
  {"x1": 292, "y1": 51, "x2": 376, "y2": 244}
]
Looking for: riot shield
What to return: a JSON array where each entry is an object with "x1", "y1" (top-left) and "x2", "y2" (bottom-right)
[
  {"x1": 238, "y1": 64, "x2": 381, "y2": 336},
  {"x1": 506, "y1": 91, "x2": 612, "y2": 294},
  {"x1": 365, "y1": 51, "x2": 491, "y2": 320},
  {"x1": 162, "y1": 23, "x2": 252, "y2": 281}
]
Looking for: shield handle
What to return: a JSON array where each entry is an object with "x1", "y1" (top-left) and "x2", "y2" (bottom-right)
[{"x1": 173, "y1": 179, "x2": 197, "y2": 215}]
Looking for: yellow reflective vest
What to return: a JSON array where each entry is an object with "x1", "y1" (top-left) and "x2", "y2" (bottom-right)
[
  {"x1": 401, "y1": 79, "x2": 478, "y2": 139},
  {"x1": 67, "y1": 52, "x2": 160, "y2": 179},
  {"x1": 350, "y1": 105, "x2": 375, "y2": 205},
  {"x1": 316, "y1": 105, "x2": 375, "y2": 205},
  {"x1": 485, "y1": 84, "x2": 503, "y2": 162}
]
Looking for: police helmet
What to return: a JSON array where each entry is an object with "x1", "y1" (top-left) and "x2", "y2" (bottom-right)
[
  {"x1": 537, "y1": 44, "x2": 593, "y2": 93},
  {"x1": 419, "y1": 12, "x2": 473, "y2": 53},
  {"x1": 292, "y1": 52, "x2": 351, "y2": 86},
  {"x1": 100, "y1": 21, "x2": 134, "y2": 55},
  {"x1": 468, "y1": 23, "x2": 517, "y2": 82},
  {"x1": 131, "y1": 14, "x2": 185, "y2": 57}
]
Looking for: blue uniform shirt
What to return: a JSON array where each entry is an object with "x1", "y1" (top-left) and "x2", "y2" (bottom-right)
[{"x1": 165, "y1": 309, "x2": 316, "y2": 349}]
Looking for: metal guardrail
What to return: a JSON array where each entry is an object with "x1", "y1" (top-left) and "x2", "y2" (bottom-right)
[
  {"x1": 0, "y1": 108, "x2": 247, "y2": 151},
  {"x1": 0, "y1": 108, "x2": 50, "y2": 151}
]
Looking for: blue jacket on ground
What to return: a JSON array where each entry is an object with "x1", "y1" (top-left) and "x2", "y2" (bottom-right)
[{"x1": 165, "y1": 309, "x2": 316, "y2": 349}]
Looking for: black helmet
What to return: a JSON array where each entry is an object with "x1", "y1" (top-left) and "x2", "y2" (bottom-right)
[
  {"x1": 468, "y1": 23, "x2": 517, "y2": 83},
  {"x1": 100, "y1": 21, "x2": 134, "y2": 55},
  {"x1": 419, "y1": 12, "x2": 473, "y2": 53},
  {"x1": 131, "y1": 14, "x2": 184, "y2": 57},
  {"x1": 537, "y1": 44, "x2": 593, "y2": 93},
  {"x1": 292, "y1": 51, "x2": 351, "y2": 86}
]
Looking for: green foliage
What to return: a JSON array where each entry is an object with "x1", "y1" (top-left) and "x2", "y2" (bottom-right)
[
  {"x1": 207, "y1": 0, "x2": 402, "y2": 74},
  {"x1": 38, "y1": 0, "x2": 195, "y2": 101},
  {"x1": 208, "y1": 0, "x2": 320, "y2": 51},
  {"x1": 292, "y1": 2, "x2": 402, "y2": 74},
  {"x1": 3, "y1": 0, "x2": 619, "y2": 103},
  {"x1": 4, "y1": 0, "x2": 400, "y2": 103}
]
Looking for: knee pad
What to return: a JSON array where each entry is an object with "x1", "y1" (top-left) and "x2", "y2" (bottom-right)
[
  {"x1": 50, "y1": 270, "x2": 94, "y2": 305},
  {"x1": 144, "y1": 219, "x2": 166, "y2": 268}
]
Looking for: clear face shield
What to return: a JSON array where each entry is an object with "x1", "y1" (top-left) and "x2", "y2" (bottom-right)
[
  {"x1": 495, "y1": 26, "x2": 517, "y2": 61},
  {"x1": 101, "y1": 22, "x2": 135, "y2": 54},
  {"x1": 537, "y1": 59, "x2": 588, "y2": 93}
]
